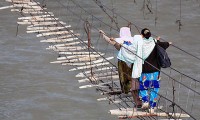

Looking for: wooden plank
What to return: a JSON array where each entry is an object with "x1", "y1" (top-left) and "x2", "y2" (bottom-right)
[
  {"x1": 0, "y1": 5, "x2": 14, "y2": 10},
  {"x1": 55, "y1": 57, "x2": 113, "y2": 66},
  {"x1": 76, "y1": 67, "x2": 116, "y2": 77},
  {"x1": 109, "y1": 109, "x2": 190, "y2": 118},
  {"x1": 18, "y1": 11, "x2": 53, "y2": 15},
  {"x1": 110, "y1": 107, "x2": 164, "y2": 112},
  {"x1": 36, "y1": 30, "x2": 72, "y2": 37},
  {"x1": 97, "y1": 95, "x2": 135, "y2": 102},
  {"x1": 68, "y1": 62, "x2": 110, "y2": 71},
  {"x1": 47, "y1": 45, "x2": 85, "y2": 50},
  {"x1": 11, "y1": 9, "x2": 43, "y2": 14},
  {"x1": 46, "y1": 40, "x2": 83, "y2": 49},
  {"x1": 79, "y1": 81, "x2": 117, "y2": 89},
  {"x1": 81, "y1": 71, "x2": 118, "y2": 79},
  {"x1": 40, "y1": 37, "x2": 80, "y2": 43},
  {"x1": 13, "y1": 4, "x2": 42, "y2": 9},
  {"x1": 17, "y1": 21, "x2": 65, "y2": 25},
  {"x1": 27, "y1": 25, "x2": 70, "y2": 31},
  {"x1": 97, "y1": 97, "x2": 110, "y2": 101},
  {"x1": 6, "y1": 0, "x2": 32, "y2": 3},
  {"x1": 52, "y1": 46, "x2": 92, "y2": 51},
  {"x1": 76, "y1": 71, "x2": 118, "y2": 79},
  {"x1": 51, "y1": 41, "x2": 86, "y2": 47},
  {"x1": 24, "y1": 18, "x2": 59, "y2": 23},
  {"x1": 67, "y1": 57, "x2": 96, "y2": 63},
  {"x1": 6, "y1": 0, "x2": 31, "y2": 1},
  {"x1": 40, "y1": 33, "x2": 78, "y2": 41},
  {"x1": 7, "y1": 0, "x2": 39, "y2": 4},
  {"x1": 50, "y1": 56, "x2": 97, "y2": 64},
  {"x1": 47, "y1": 45, "x2": 90, "y2": 52},
  {"x1": 27, "y1": 28, "x2": 61, "y2": 33},
  {"x1": 97, "y1": 97, "x2": 122, "y2": 104},
  {"x1": 18, "y1": 21, "x2": 64, "y2": 25},
  {"x1": 11, "y1": 2, "x2": 39, "y2": 6},
  {"x1": 97, "y1": 98, "x2": 122, "y2": 104},
  {"x1": 11, "y1": 8, "x2": 42, "y2": 11},
  {"x1": 48, "y1": 40, "x2": 87, "y2": 47},
  {"x1": 11, "y1": 8, "x2": 44, "y2": 12},
  {"x1": 27, "y1": 2, "x2": 40, "y2": 6},
  {"x1": 59, "y1": 51, "x2": 103, "y2": 55},
  {"x1": 18, "y1": 15, "x2": 54, "y2": 20},
  {"x1": 8, "y1": 1, "x2": 39, "y2": 6},
  {"x1": 25, "y1": 21, "x2": 65, "y2": 27},
  {"x1": 14, "y1": 11, "x2": 46, "y2": 14},
  {"x1": 57, "y1": 54, "x2": 104, "y2": 60},
  {"x1": 101, "y1": 90, "x2": 122, "y2": 95},
  {"x1": 79, "y1": 84, "x2": 108, "y2": 89},
  {"x1": 78, "y1": 75, "x2": 119, "y2": 83}
]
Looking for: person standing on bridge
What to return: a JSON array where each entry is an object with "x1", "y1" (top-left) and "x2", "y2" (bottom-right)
[
  {"x1": 99, "y1": 27, "x2": 143, "y2": 109},
  {"x1": 139, "y1": 28, "x2": 172, "y2": 112}
]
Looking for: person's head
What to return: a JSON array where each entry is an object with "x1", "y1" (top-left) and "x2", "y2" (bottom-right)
[
  {"x1": 119, "y1": 27, "x2": 131, "y2": 38},
  {"x1": 141, "y1": 28, "x2": 151, "y2": 39}
]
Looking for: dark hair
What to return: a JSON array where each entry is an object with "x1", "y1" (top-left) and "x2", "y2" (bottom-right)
[{"x1": 141, "y1": 28, "x2": 151, "y2": 39}]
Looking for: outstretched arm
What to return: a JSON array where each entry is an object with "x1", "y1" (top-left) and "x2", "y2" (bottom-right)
[
  {"x1": 156, "y1": 36, "x2": 172, "y2": 49},
  {"x1": 99, "y1": 30, "x2": 116, "y2": 45}
]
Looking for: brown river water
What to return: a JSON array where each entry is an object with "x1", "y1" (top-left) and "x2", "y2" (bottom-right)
[{"x1": 0, "y1": 0, "x2": 200, "y2": 120}]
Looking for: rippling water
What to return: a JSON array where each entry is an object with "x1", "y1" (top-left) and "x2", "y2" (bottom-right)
[{"x1": 0, "y1": 0, "x2": 200, "y2": 120}]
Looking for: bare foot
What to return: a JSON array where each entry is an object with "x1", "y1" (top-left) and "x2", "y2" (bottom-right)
[{"x1": 141, "y1": 102, "x2": 149, "y2": 109}]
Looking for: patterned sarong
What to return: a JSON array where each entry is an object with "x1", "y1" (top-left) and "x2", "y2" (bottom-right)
[{"x1": 139, "y1": 71, "x2": 160, "y2": 108}]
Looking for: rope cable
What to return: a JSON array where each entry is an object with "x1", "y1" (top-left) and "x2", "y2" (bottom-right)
[
  {"x1": 59, "y1": 0, "x2": 200, "y2": 85},
  {"x1": 93, "y1": 0, "x2": 200, "y2": 61}
]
